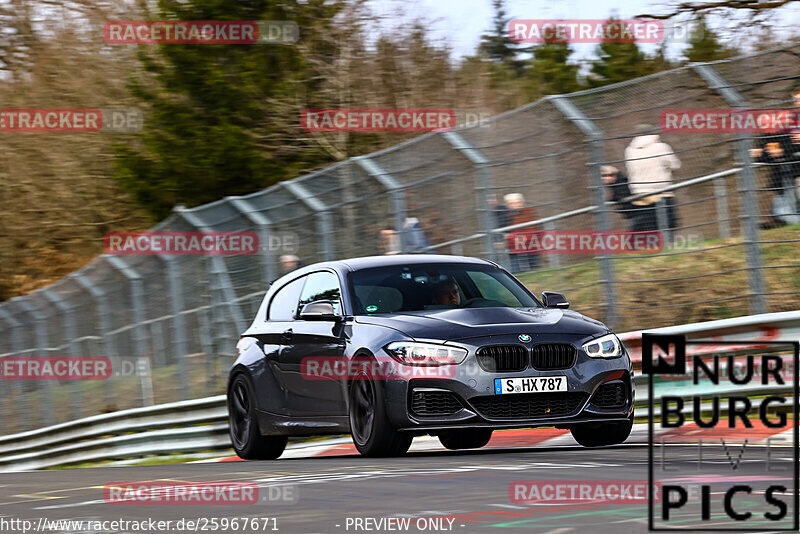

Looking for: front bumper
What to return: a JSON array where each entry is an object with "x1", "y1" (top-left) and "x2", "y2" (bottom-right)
[{"x1": 381, "y1": 333, "x2": 634, "y2": 433}]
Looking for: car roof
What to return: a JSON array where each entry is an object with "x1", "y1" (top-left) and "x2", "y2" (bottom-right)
[
  {"x1": 338, "y1": 254, "x2": 494, "y2": 271},
  {"x1": 284, "y1": 254, "x2": 495, "y2": 279}
]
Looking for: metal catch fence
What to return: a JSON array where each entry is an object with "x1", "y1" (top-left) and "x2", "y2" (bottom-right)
[{"x1": 2, "y1": 44, "x2": 800, "y2": 434}]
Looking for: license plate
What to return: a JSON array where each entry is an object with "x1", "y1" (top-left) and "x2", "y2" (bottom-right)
[{"x1": 494, "y1": 376, "x2": 567, "y2": 395}]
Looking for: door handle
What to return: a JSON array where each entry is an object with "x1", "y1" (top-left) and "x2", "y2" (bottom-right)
[{"x1": 281, "y1": 329, "x2": 293, "y2": 341}]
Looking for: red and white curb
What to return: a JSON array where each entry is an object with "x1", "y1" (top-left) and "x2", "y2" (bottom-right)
[{"x1": 194, "y1": 422, "x2": 790, "y2": 463}]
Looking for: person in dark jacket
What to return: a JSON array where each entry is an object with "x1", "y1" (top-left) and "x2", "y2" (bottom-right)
[
  {"x1": 488, "y1": 194, "x2": 510, "y2": 254},
  {"x1": 504, "y1": 193, "x2": 539, "y2": 273},
  {"x1": 601, "y1": 165, "x2": 637, "y2": 228},
  {"x1": 750, "y1": 130, "x2": 800, "y2": 227},
  {"x1": 788, "y1": 128, "x2": 800, "y2": 205}
]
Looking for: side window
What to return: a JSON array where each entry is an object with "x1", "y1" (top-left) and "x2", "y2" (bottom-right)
[
  {"x1": 267, "y1": 277, "x2": 306, "y2": 321},
  {"x1": 298, "y1": 271, "x2": 342, "y2": 315}
]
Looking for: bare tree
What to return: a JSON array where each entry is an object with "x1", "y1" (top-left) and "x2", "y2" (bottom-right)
[{"x1": 639, "y1": 0, "x2": 798, "y2": 19}]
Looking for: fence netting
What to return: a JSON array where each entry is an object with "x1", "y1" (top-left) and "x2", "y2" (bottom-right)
[{"x1": 1, "y1": 44, "x2": 800, "y2": 433}]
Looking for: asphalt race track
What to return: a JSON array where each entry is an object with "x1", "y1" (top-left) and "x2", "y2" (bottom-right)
[{"x1": 0, "y1": 441, "x2": 792, "y2": 534}]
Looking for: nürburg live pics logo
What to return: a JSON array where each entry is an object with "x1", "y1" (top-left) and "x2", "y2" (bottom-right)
[{"x1": 644, "y1": 333, "x2": 799, "y2": 531}]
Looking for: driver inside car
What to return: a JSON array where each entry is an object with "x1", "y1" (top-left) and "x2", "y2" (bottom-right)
[{"x1": 432, "y1": 278, "x2": 461, "y2": 307}]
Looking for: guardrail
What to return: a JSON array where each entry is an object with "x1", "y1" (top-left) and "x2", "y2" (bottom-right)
[
  {"x1": 0, "y1": 310, "x2": 797, "y2": 471},
  {"x1": 0, "y1": 396, "x2": 229, "y2": 472}
]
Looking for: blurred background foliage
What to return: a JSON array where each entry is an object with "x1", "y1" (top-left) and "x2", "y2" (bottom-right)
[{"x1": 0, "y1": 0, "x2": 790, "y2": 300}]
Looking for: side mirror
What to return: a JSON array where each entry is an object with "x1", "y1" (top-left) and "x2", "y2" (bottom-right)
[
  {"x1": 542, "y1": 291, "x2": 569, "y2": 309},
  {"x1": 299, "y1": 300, "x2": 341, "y2": 321}
]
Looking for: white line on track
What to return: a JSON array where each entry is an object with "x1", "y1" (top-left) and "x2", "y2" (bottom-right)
[{"x1": 34, "y1": 499, "x2": 105, "y2": 510}]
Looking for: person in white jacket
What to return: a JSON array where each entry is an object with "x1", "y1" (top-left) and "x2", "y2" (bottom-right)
[{"x1": 624, "y1": 127, "x2": 681, "y2": 232}]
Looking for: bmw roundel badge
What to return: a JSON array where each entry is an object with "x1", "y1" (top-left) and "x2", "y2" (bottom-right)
[{"x1": 518, "y1": 334, "x2": 531, "y2": 343}]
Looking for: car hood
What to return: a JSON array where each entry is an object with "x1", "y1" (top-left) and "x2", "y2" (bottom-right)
[{"x1": 355, "y1": 307, "x2": 608, "y2": 341}]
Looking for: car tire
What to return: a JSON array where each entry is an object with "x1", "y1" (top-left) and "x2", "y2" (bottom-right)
[
  {"x1": 348, "y1": 366, "x2": 412, "y2": 457},
  {"x1": 438, "y1": 429, "x2": 493, "y2": 450},
  {"x1": 570, "y1": 413, "x2": 633, "y2": 448},
  {"x1": 228, "y1": 373, "x2": 288, "y2": 460}
]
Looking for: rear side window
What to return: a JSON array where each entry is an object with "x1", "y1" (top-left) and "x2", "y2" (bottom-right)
[
  {"x1": 299, "y1": 271, "x2": 342, "y2": 315},
  {"x1": 267, "y1": 277, "x2": 305, "y2": 321}
]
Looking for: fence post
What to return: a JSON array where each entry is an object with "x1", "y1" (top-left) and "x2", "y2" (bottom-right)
[
  {"x1": 174, "y1": 207, "x2": 247, "y2": 332},
  {"x1": 196, "y1": 306, "x2": 217, "y2": 395},
  {"x1": 174, "y1": 207, "x2": 250, "y2": 396},
  {"x1": 549, "y1": 95, "x2": 618, "y2": 328},
  {"x1": 282, "y1": 181, "x2": 334, "y2": 261},
  {"x1": 544, "y1": 222, "x2": 560, "y2": 268},
  {"x1": 441, "y1": 131, "x2": 498, "y2": 262},
  {"x1": 40, "y1": 288, "x2": 81, "y2": 421},
  {"x1": 714, "y1": 177, "x2": 731, "y2": 239},
  {"x1": 353, "y1": 156, "x2": 409, "y2": 253},
  {"x1": 155, "y1": 256, "x2": 190, "y2": 400},
  {"x1": 693, "y1": 63, "x2": 767, "y2": 314},
  {"x1": 104, "y1": 256, "x2": 153, "y2": 407},
  {"x1": 545, "y1": 156, "x2": 562, "y2": 269},
  {"x1": 71, "y1": 273, "x2": 118, "y2": 410},
  {"x1": 10, "y1": 297, "x2": 54, "y2": 427},
  {"x1": 0, "y1": 307, "x2": 23, "y2": 433},
  {"x1": 227, "y1": 197, "x2": 277, "y2": 283}
]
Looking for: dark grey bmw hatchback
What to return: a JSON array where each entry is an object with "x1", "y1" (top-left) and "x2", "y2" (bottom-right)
[{"x1": 227, "y1": 255, "x2": 634, "y2": 459}]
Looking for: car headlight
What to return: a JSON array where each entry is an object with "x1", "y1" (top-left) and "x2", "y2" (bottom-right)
[
  {"x1": 582, "y1": 334, "x2": 623, "y2": 358},
  {"x1": 384, "y1": 341, "x2": 468, "y2": 366}
]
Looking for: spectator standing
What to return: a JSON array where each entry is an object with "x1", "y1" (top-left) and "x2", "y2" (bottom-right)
[
  {"x1": 504, "y1": 193, "x2": 539, "y2": 273},
  {"x1": 749, "y1": 96, "x2": 800, "y2": 227},
  {"x1": 624, "y1": 125, "x2": 681, "y2": 233},
  {"x1": 488, "y1": 194, "x2": 510, "y2": 252},
  {"x1": 402, "y1": 217, "x2": 431, "y2": 252},
  {"x1": 789, "y1": 129, "x2": 800, "y2": 204}
]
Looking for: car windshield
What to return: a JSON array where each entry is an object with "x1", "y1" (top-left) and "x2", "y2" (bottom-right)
[{"x1": 348, "y1": 263, "x2": 539, "y2": 314}]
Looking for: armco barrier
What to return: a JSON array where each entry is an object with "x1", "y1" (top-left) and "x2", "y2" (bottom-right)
[
  {"x1": 620, "y1": 310, "x2": 800, "y2": 364},
  {"x1": 0, "y1": 311, "x2": 797, "y2": 471},
  {"x1": 0, "y1": 396, "x2": 228, "y2": 471}
]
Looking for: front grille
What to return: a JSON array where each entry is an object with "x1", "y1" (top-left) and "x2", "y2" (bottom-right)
[
  {"x1": 469, "y1": 392, "x2": 587, "y2": 420},
  {"x1": 476, "y1": 345, "x2": 528, "y2": 372},
  {"x1": 531, "y1": 344, "x2": 577, "y2": 370},
  {"x1": 411, "y1": 390, "x2": 463, "y2": 416},
  {"x1": 591, "y1": 382, "x2": 626, "y2": 408}
]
